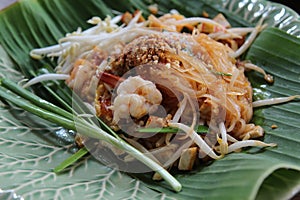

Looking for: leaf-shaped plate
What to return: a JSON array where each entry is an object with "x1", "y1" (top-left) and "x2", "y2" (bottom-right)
[{"x1": 0, "y1": 0, "x2": 299, "y2": 200}]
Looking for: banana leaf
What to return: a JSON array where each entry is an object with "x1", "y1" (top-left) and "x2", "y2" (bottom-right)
[{"x1": 0, "y1": 0, "x2": 300, "y2": 199}]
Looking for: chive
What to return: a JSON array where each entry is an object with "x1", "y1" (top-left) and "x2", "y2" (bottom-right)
[
  {"x1": 32, "y1": 68, "x2": 74, "y2": 112},
  {"x1": 213, "y1": 71, "x2": 232, "y2": 76},
  {"x1": 138, "y1": 127, "x2": 179, "y2": 133},
  {"x1": 1, "y1": 79, "x2": 73, "y2": 120},
  {"x1": 0, "y1": 87, "x2": 76, "y2": 130},
  {"x1": 138, "y1": 125, "x2": 209, "y2": 134},
  {"x1": 1, "y1": 78, "x2": 101, "y2": 132},
  {"x1": 44, "y1": 85, "x2": 73, "y2": 113},
  {"x1": 196, "y1": 125, "x2": 209, "y2": 133},
  {"x1": 54, "y1": 147, "x2": 89, "y2": 173}
]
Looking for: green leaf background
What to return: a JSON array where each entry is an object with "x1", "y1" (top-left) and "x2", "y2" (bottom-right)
[{"x1": 0, "y1": 0, "x2": 300, "y2": 199}]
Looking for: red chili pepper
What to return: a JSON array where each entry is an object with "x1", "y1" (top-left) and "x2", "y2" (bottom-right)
[{"x1": 97, "y1": 72, "x2": 124, "y2": 88}]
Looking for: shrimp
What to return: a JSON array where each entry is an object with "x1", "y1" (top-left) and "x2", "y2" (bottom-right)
[{"x1": 110, "y1": 76, "x2": 162, "y2": 124}]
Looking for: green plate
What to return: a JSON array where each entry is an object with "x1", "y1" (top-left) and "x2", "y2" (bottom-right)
[{"x1": 0, "y1": 0, "x2": 299, "y2": 199}]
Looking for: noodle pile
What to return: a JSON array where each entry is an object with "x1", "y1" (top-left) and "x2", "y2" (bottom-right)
[{"x1": 29, "y1": 11, "x2": 277, "y2": 172}]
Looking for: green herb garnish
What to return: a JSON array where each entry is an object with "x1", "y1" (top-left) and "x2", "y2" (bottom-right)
[
  {"x1": 213, "y1": 71, "x2": 233, "y2": 76},
  {"x1": 54, "y1": 147, "x2": 89, "y2": 173},
  {"x1": 138, "y1": 125, "x2": 208, "y2": 134}
]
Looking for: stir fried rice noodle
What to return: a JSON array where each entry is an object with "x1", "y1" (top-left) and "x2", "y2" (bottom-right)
[{"x1": 29, "y1": 11, "x2": 279, "y2": 172}]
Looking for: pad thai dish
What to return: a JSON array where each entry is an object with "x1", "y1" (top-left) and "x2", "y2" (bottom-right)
[{"x1": 28, "y1": 10, "x2": 298, "y2": 178}]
